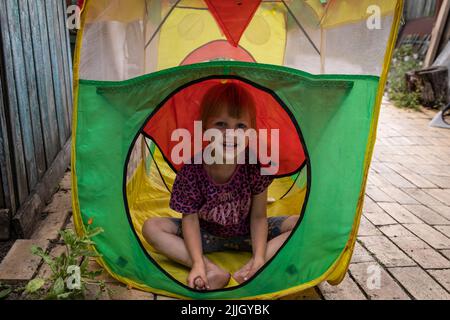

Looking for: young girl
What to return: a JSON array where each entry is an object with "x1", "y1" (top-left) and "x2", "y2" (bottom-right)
[{"x1": 142, "y1": 83, "x2": 299, "y2": 290}]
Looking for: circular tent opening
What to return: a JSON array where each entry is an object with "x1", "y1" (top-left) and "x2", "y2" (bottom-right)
[{"x1": 124, "y1": 78, "x2": 309, "y2": 290}]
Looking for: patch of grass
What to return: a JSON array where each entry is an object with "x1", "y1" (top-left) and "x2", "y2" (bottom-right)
[{"x1": 387, "y1": 45, "x2": 423, "y2": 110}]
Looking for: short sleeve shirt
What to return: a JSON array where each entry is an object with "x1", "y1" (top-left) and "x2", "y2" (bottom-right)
[{"x1": 169, "y1": 163, "x2": 274, "y2": 237}]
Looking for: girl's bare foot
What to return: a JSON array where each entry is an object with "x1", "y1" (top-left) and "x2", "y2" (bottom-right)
[
  {"x1": 204, "y1": 260, "x2": 230, "y2": 290},
  {"x1": 233, "y1": 259, "x2": 254, "y2": 284}
]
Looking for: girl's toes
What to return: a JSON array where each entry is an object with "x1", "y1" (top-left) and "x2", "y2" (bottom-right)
[
  {"x1": 194, "y1": 277, "x2": 205, "y2": 290},
  {"x1": 233, "y1": 271, "x2": 247, "y2": 284}
]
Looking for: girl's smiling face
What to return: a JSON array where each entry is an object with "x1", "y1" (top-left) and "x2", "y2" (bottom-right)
[
  {"x1": 205, "y1": 107, "x2": 253, "y2": 158},
  {"x1": 200, "y1": 82, "x2": 257, "y2": 163}
]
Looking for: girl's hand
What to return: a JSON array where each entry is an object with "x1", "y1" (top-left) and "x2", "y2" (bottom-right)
[{"x1": 187, "y1": 262, "x2": 210, "y2": 290}]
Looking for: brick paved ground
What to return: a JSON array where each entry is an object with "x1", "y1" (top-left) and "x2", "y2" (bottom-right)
[{"x1": 1, "y1": 101, "x2": 450, "y2": 300}]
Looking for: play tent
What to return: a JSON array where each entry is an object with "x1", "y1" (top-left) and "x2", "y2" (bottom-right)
[{"x1": 72, "y1": 0, "x2": 403, "y2": 299}]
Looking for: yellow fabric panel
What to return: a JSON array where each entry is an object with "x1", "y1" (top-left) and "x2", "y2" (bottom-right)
[
  {"x1": 318, "y1": 0, "x2": 397, "y2": 28},
  {"x1": 242, "y1": 3, "x2": 287, "y2": 65},
  {"x1": 126, "y1": 147, "x2": 306, "y2": 287},
  {"x1": 85, "y1": 0, "x2": 145, "y2": 23},
  {"x1": 289, "y1": 0, "x2": 396, "y2": 28},
  {"x1": 156, "y1": 2, "x2": 286, "y2": 70}
]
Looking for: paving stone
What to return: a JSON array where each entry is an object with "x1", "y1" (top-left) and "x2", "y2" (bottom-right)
[
  {"x1": 281, "y1": 287, "x2": 322, "y2": 300},
  {"x1": 367, "y1": 172, "x2": 392, "y2": 188},
  {"x1": 403, "y1": 189, "x2": 443, "y2": 206},
  {"x1": 349, "y1": 262, "x2": 410, "y2": 300},
  {"x1": 87, "y1": 258, "x2": 120, "y2": 283},
  {"x1": 156, "y1": 294, "x2": 178, "y2": 300},
  {"x1": 429, "y1": 206, "x2": 450, "y2": 220},
  {"x1": 399, "y1": 173, "x2": 437, "y2": 189},
  {"x1": 404, "y1": 248, "x2": 450, "y2": 269},
  {"x1": 0, "y1": 240, "x2": 49, "y2": 282},
  {"x1": 85, "y1": 283, "x2": 155, "y2": 301},
  {"x1": 389, "y1": 267, "x2": 450, "y2": 300},
  {"x1": 370, "y1": 162, "x2": 395, "y2": 173},
  {"x1": 379, "y1": 224, "x2": 415, "y2": 238},
  {"x1": 379, "y1": 187, "x2": 419, "y2": 205},
  {"x1": 362, "y1": 196, "x2": 385, "y2": 213},
  {"x1": 404, "y1": 224, "x2": 450, "y2": 249},
  {"x1": 357, "y1": 216, "x2": 382, "y2": 236},
  {"x1": 419, "y1": 154, "x2": 449, "y2": 165},
  {"x1": 435, "y1": 225, "x2": 450, "y2": 237},
  {"x1": 107, "y1": 284, "x2": 154, "y2": 300},
  {"x1": 379, "y1": 225, "x2": 449, "y2": 266},
  {"x1": 318, "y1": 273, "x2": 366, "y2": 300},
  {"x1": 425, "y1": 189, "x2": 450, "y2": 206},
  {"x1": 365, "y1": 186, "x2": 395, "y2": 202},
  {"x1": 403, "y1": 205, "x2": 450, "y2": 225},
  {"x1": 389, "y1": 155, "x2": 428, "y2": 166},
  {"x1": 441, "y1": 250, "x2": 450, "y2": 260},
  {"x1": 378, "y1": 203, "x2": 423, "y2": 224},
  {"x1": 31, "y1": 209, "x2": 71, "y2": 241},
  {"x1": 377, "y1": 225, "x2": 448, "y2": 268},
  {"x1": 383, "y1": 162, "x2": 411, "y2": 174},
  {"x1": 31, "y1": 189, "x2": 72, "y2": 241},
  {"x1": 85, "y1": 283, "x2": 111, "y2": 300},
  {"x1": 351, "y1": 241, "x2": 374, "y2": 264},
  {"x1": 363, "y1": 211, "x2": 397, "y2": 226},
  {"x1": 44, "y1": 190, "x2": 72, "y2": 215},
  {"x1": 358, "y1": 236, "x2": 416, "y2": 267},
  {"x1": 402, "y1": 164, "x2": 446, "y2": 177},
  {"x1": 428, "y1": 270, "x2": 450, "y2": 292},
  {"x1": 379, "y1": 171, "x2": 416, "y2": 189},
  {"x1": 59, "y1": 171, "x2": 71, "y2": 191},
  {"x1": 422, "y1": 175, "x2": 450, "y2": 189}
]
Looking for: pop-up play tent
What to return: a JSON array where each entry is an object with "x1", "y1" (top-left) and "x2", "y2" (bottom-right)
[{"x1": 72, "y1": 0, "x2": 403, "y2": 299}]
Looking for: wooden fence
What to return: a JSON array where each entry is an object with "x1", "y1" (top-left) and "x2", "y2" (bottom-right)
[{"x1": 0, "y1": 0, "x2": 73, "y2": 238}]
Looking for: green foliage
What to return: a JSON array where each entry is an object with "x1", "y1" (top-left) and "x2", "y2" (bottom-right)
[
  {"x1": 387, "y1": 44, "x2": 423, "y2": 110},
  {"x1": 0, "y1": 283, "x2": 12, "y2": 300},
  {"x1": 26, "y1": 224, "x2": 112, "y2": 300}
]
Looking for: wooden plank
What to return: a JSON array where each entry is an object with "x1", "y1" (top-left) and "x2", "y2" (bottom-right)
[
  {"x1": 425, "y1": 0, "x2": 450, "y2": 67},
  {"x1": 63, "y1": 1, "x2": 74, "y2": 110},
  {"x1": 0, "y1": 209, "x2": 10, "y2": 240},
  {"x1": 12, "y1": 138, "x2": 71, "y2": 238},
  {"x1": 46, "y1": 0, "x2": 70, "y2": 144},
  {"x1": 5, "y1": 0, "x2": 39, "y2": 192},
  {"x1": 44, "y1": 0, "x2": 68, "y2": 148},
  {"x1": 0, "y1": 165, "x2": 6, "y2": 210},
  {"x1": 36, "y1": 0, "x2": 62, "y2": 164},
  {"x1": 18, "y1": 0, "x2": 47, "y2": 180},
  {"x1": 57, "y1": 0, "x2": 73, "y2": 132},
  {"x1": 0, "y1": 60, "x2": 16, "y2": 212},
  {"x1": 28, "y1": 0, "x2": 60, "y2": 166},
  {"x1": 0, "y1": 239, "x2": 49, "y2": 282},
  {"x1": 0, "y1": 0, "x2": 29, "y2": 204},
  {"x1": 52, "y1": 0, "x2": 70, "y2": 136}
]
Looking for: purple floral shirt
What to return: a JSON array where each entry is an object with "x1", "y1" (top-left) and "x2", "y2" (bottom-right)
[{"x1": 169, "y1": 164, "x2": 274, "y2": 238}]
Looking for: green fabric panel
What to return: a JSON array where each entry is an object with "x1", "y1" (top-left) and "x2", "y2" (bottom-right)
[{"x1": 75, "y1": 61, "x2": 379, "y2": 298}]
